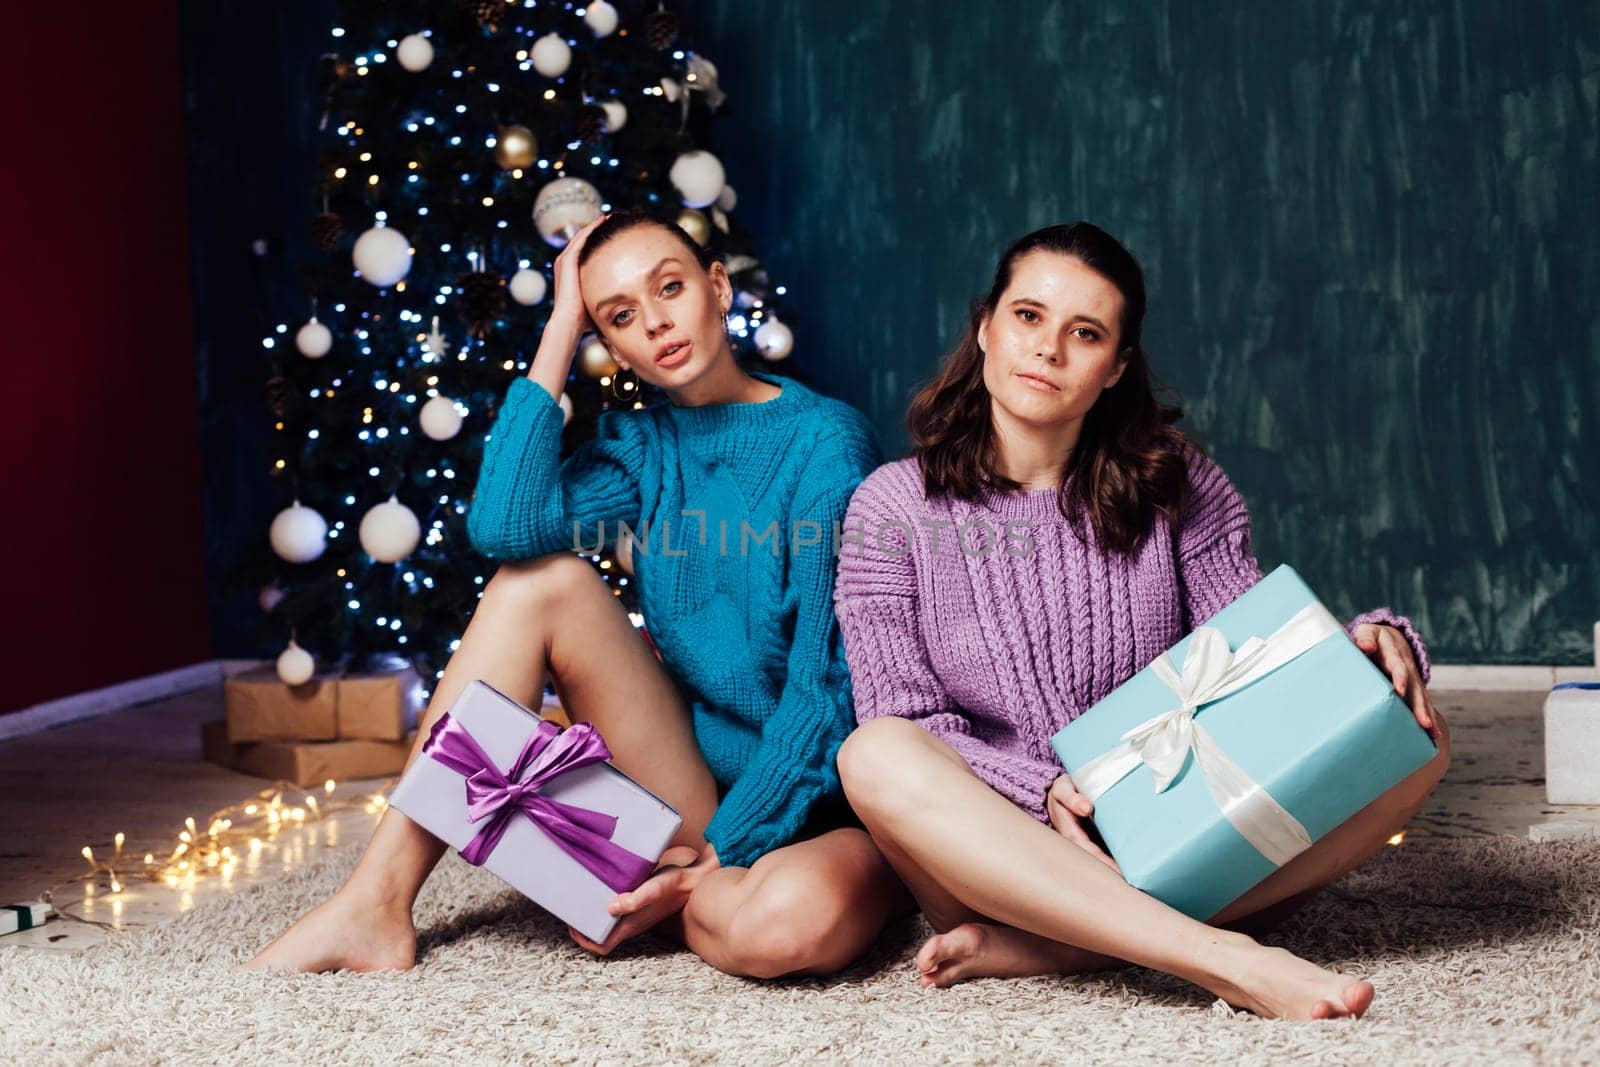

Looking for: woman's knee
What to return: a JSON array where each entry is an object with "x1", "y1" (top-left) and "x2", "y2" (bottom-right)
[
  {"x1": 722, "y1": 865, "x2": 860, "y2": 979},
  {"x1": 837, "y1": 718, "x2": 932, "y2": 806},
  {"x1": 482, "y1": 552, "x2": 599, "y2": 611}
]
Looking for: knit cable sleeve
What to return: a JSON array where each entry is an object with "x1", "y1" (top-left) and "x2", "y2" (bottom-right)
[
  {"x1": 466, "y1": 376, "x2": 646, "y2": 561},
  {"x1": 1176, "y1": 447, "x2": 1431, "y2": 685},
  {"x1": 833, "y1": 467, "x2": 1063, "y2": 824},
  {"x1": 700, "y1": 432, "x2": 879, "y2": 868}
]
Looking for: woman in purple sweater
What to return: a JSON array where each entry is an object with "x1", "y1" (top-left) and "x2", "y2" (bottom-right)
[{"x1": 833, "y1": 222, "x2": 1448, "y2": 1020}]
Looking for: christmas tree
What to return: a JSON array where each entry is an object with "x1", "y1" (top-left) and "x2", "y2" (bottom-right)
[{"x1": 240, "y1": 0, "x2": 797, "y2": 698}]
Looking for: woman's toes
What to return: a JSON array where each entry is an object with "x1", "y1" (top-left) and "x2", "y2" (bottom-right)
[{"x1": 1342, "y1": 979, "x2": 1375, "y2": 1017}]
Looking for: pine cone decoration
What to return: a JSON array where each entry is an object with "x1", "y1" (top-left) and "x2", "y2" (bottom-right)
[
  {"x1": 468, "y1": 0, "x2": 509, "y2": 32},
  {"x1": 265, "y1": 372, "x2": 293, "y2": 419},
  {"x1": 456, "y1": 271, "x2": 507, "y2": 338},
  {"x1": 310, "y1": 212, "x2": 345, "y2": 252},
  {"x1": 644, "y1": 9, "x2": 680, "y2": 49},
  {"x1": 575, "y1": 105, "x2": 606, "y2": 141}
]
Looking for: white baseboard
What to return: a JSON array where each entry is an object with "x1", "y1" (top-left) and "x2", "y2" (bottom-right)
[
  {"x1": 1430, "y1": 665, "x2": 1596, "y2": 691},
  {"x1": 1, "y1": 659, "x2": 1592, "y2": 745},
  {"x1": 0, "y1": 659, "x2": 268, "y2": 743}
]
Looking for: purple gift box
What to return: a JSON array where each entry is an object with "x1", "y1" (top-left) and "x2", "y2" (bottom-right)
[{"x1": 388, "y1": 679, "x2": 682, "y2": 943}]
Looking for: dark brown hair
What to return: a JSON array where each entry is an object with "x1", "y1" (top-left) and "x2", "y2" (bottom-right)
[
  {"x1": 576, "y1": 208, "x2": 719, "y2": 272},
  {"x1": 907, "y1": 222, "x2": 1198, "y2": 556}
]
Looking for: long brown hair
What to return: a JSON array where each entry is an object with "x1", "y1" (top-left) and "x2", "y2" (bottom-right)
[{"x1": 907, "y1": 222, "x2": 1198, "y2": 556}]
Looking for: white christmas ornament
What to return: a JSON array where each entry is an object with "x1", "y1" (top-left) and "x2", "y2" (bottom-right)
[
  {"x1": 558, "y1": 392, "x2": 574, "y2": 426},
  {"x1": 270, "y1": 501, "x2": 328, "y2": 563},
  {"x1": 669, "y1": 150, "x2": 725, "y2": 208},
  {"x1": 276, "y1": 639, "x2": 316, "y2": 686},
  {"x1": 509, "y1": 268, "x2": 548, "y2": 305},
  {"x1": 599, "y1": 99, "x2": 628, "y2": 133},
  {"x1": 295, "y1": 318, "x2": 333, "y2": 358},
  {"x1": 396, "y1": 33, "x2": 434, "y2": 72},
  {"x1": 359, "y1": 495, "x2": 421, "y2": 563},
  {"x1": 419, "y1": 395, "x2": 465, "y2": 440},
  {"x1": 755, "y1": 317, "x2": 794, "y2": 361},
  {"x1": 534, "y1": 177, "x2": 603, "y2": 247},
  {"x1": 352, "y1": 226, "x2": 412, "y2": 287},
  {"x1": 583, "y1": 1, "x2": 619, "y2": 37},
  {"x1": 716, "y1": 185, "x2": 738, "y2": 212},
  {"x1": 531, "y1": 33, "x2": 572, "y2": 77}
]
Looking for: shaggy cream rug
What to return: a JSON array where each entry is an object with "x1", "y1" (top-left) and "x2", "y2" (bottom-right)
[{"x1": 1, "y1": 835, "x2": 1595, "y2": 1064}]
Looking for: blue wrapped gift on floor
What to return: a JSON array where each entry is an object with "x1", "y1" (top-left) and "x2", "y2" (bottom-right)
[{"x1": 1050, "y1": 564, "x2": 1438, "y2": 921}]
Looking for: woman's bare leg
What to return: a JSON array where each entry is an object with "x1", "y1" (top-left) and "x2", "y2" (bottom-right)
[
  {"x1": 902, "y1": 708, "x2": 1452, "y2": 988},
  {"x1": 677, "y1": 828, "x2": 911, "y2": 979},
  {"x1": 242, "y1": 553, "x2": 719, "y2": 972},
  {"x1": 837, "y1": 718, "x2": 1379, "y2": 1019}
]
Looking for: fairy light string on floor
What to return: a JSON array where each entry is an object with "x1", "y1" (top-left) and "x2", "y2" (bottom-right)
[{"x1": 44, "y1": 778, "x2": 395, "y2": 930}]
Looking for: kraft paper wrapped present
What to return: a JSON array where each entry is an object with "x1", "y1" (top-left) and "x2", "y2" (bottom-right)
[
  {"x1": 335, "y1": 666, "x2": 423, "y2": 741},
  {"x1": 387, "y1": 680, "x2": 682, "y2": 944},
  {"x1": 1051, "y1": 564, "x2": 1438, "y2": 921},
  {"x1": 201, "y1": 720, "x2": 415, "y2": 786},
  {"x1": 225, "y1": 667, "x2": 339, "y2": 743}
]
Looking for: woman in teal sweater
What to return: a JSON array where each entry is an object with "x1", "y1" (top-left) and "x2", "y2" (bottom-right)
[{"x1": 246, "y1": 211, "x2": 905, "y2": 977}]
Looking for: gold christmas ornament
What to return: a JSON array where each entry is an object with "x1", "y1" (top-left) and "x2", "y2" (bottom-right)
[
  {"x1": 675, "y1": 208, "x2": 711, "y2": 246},
  {"x1": 578, "y1": 335, "x2": 619, "y2": 379},
  {"x1": 492, "y1": 124, "x2": 538, "y2": 170}
]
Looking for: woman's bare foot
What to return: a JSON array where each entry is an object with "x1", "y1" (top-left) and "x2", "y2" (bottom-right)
[
  {"x1": 239, "y1": 885, "x2": 416, "y2": 974},
  {"x1": 1199, "y1": 931, "x2": 1375, "y2": 1020},
  {"x1": 914, "y1": 922, "x2": 1123, "y2": 988}
]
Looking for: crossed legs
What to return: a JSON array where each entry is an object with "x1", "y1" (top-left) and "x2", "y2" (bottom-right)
[
  {"x1": 837, "y1": 714, "x2": 1450, "y2": 1018},
  {"x1": 243, "y1": 553, "x2": 902, "y2": 978}
]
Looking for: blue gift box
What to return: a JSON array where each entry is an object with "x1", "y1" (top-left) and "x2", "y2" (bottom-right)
[{"x1": 1050, "y1": 564, "x2": 1437, "y2": 920}]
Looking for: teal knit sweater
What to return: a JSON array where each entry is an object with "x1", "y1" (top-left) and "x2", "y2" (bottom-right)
[{"x1": 466, "y1": 370, "x2": 882, "y2": 868}]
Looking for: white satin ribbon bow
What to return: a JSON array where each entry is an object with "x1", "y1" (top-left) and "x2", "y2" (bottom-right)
[{"x1": 1068, "y1": 602, "x2": 1345, "y2": 867}]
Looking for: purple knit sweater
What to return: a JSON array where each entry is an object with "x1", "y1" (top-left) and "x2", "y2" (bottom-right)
[{"x1": 833, "y1": 449, "x2": 1431, "y2": 823}]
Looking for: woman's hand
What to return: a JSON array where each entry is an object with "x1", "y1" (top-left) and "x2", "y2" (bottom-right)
[
  {"x1": 548, "y1": 214, "x2": 607, "y2": 335},
  {"x1": 1352, "y1": 623, "x2": 1439, "y2": 739},
  {"x1": 528, "y1": 214, "x2": 607, "y2": 398},
  {"x1": 1046, "y1": 775, "x2": 1121, "y2": 875},
  {"x1": 567, "y1": 842, "x2": 719, "y2": 956}
]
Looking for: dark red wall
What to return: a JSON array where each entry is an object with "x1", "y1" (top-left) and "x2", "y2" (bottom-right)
[{"x1": 3, "y1": 4, "x2": 211, "y2": 712}]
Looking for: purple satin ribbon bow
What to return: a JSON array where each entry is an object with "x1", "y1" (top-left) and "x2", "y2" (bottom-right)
[{"x1": 422, "y1": 712, "x2": 656, "y2": 893}]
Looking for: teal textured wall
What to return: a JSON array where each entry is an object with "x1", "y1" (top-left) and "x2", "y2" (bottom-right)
[{"x1": 700, "y1": 1, "x2": 1598, "y2": 664}]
